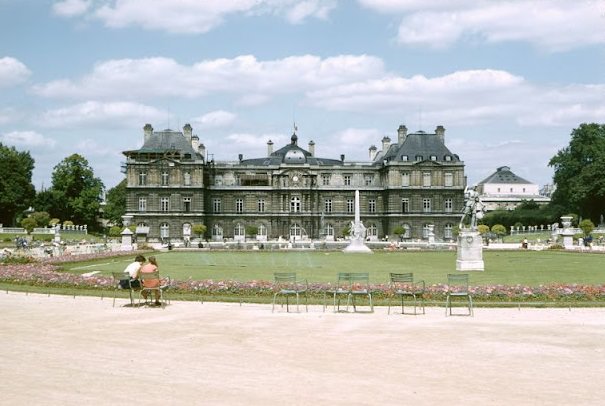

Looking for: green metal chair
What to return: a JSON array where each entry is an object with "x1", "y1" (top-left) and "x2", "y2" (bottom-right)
[
  {"x1": 138, "y1": 271, "x2": 164, "y2": 307},
  {"x1": 349, "y1": 272, "x2": 373, "y2": 312},
  {"x1": 323, "y1": 272, "x2": 373, "y2": 312},
  {"x1": 112, "y1": 272, "x2": 135, "y2": 307},
  {"x1": 272, "y1": 272, "x2": 308, "y2": 312},
  {"x1": 388, "y1": 272, "x2": 425, "y2": 315},
  {"x1": 445, "y1": 273, "x2": 473, "y2": 316},
  {"x1": 323, "y1": 272, "x2": 352, "y2": 312}
]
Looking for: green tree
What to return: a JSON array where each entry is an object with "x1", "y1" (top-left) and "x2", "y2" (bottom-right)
[
  {"x1": 392, "y1": 225, "x2": 406, "y2": 238},
  {"x1": 477, "y1": 224, "x2": 490, "y2": 235},
  {"x1": 50, "y1": 154, "x2": 104, "y2": 229},
  {"x1": 21, "y1": 217, "x2": 37, "y2": 234},
  {"x1": 579, "y1": 219, "x2": 595, "y2": 236},
  {"x1": 104, "y1": 179, "x2": 127, "y2": 225},
  {"x1": 245, "y1": 225, "x2": 258, "y2": 238},
  {"x1": 491, "y1": 224, "x2": 507, "y2": 239},
  {"x1": 31, "y1": 211, "x2": 50, "y2": 228},
  {"x1": 549, "y1": 123, "x2": 605, "y2": 222},
  {"x1": 0, "y1": 143, "x2": 35, "y2": 226},
  {"x1": 192, "y1": 223, "x2": 207, "y2": 239}
]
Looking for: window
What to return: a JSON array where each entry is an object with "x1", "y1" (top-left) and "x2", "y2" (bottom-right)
[
  {"x1": 364, "y1": 175, "x2": 373, "y2": 186},
  {"x1": 444, "y1": 198, "x2": 453, "y2": 213},
  {"x1": 183, "y1": 197, "x2": 191, "y2": 212},
  {"x1": 444, "y1": 223, "x2": 453, "y2": 239},
  {"x1": 400, "y1": 155, "x2": 408, "y2": 161},
  {"x1": 347, "y1": 199, "x2": 354, "y2": 213},
  {"x1": 160, "y1": 223, "x2": 169, "y2": 239},
  {"x1": 234, "y1": 223, "x2": 245, "y2": 236},
  {"x1": 423, "y1": 172, "x2": 431, "y2": 187},
  {"x1": 322, "y1": 174, "x2": 330, "y2": 185},
  {"x1": 444, "y1": 155, "x2": 452, "y2": 162},
  {"x1": 344, "y1": 175, "x2": 351, "y2": 186},
  {"x1": 444, "y1": 172, "x2": 453, "y2": 187},
  {"x1": 430, "y1": 155, "x2": 437, "y2": 161},
  {"x1": 290, "y1": 197, "x2": 301, "y2": 213},
  {"x1": 290, "y1": 223, "x2": 302, "y2": 237},
  {"x1": 325, "y1": 223, "x2": 334, "y2": 236},
  {"x1": 138, "y1": 171, "x2": 147, "y2": 186},
  {"x1": 161, "y1": 171, "x2": 169, "y2": 186},
  {"x1": 138, "y1": 197, "x2": 146, "y2": 212},
  {"x1": 235, "y1": 198, "x2": 243, "y2": 213},
  {"x1": 401, "y1": 198, "x2": 409, "y2": 213},
  {"x1": 423, "y1": 198, "x2": 431, "y2": 213},
  {"x1": 368, "y1": 223, "x2": 377, "y2": 237},
  {"x1": 401, "y1": 172, "x2": 410, "y2": 187},
  {"x1": 183, "y1": 171, "x2": 191, "y2": 186},
  {"x1": 258, "y1": 199, "x2": 265, "y2": 213},
  {"x1": 368, "y1": 199, "x2": 376, "y2": 213},
  {"x1": 160, "y1": 197, "x2": 170, "y2": 212},
  {"x1": 415, "y1": 155, "x2": 423, "y2": 162},
  {"x1": 213, "y1": 198, "x2": 221, "y2": 213},
  {"x1": 212, "y1": 224, "x2": 223, "y2": 237},
  {"x1": 258, "y1": 224, "x2": 267, "y2": 236},
  {"x1": 422, "y1": 224, "x2": 431, "y2": 238},
  {"x1": 325, "y1": 199, "x2": 332, "y2": 213}
]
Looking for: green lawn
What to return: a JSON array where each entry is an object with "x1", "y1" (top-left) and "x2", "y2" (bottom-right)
[{"x1": 61, "y1": 250, "x2": 605, "y2": 286}]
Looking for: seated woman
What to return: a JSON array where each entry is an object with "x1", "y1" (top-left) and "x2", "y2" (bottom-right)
[{"x1": 140, "y1": 256, "x2": 161, "y2": 306}]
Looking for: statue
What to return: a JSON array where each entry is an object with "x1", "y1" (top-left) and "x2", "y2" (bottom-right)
[
  {"x1": 350, "y1": 220, "x2": 366, "y2": 240},
  {"x1": 459, "y1": 185, "x2": 485, "y2": 230}
]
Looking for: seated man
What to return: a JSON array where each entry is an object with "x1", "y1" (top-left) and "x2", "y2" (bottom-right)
[{"x1": 121, "y1": 255, "x2": 146, "y2": 289}]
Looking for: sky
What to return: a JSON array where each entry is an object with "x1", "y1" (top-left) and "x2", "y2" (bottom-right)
[{"x1": 1, "y1": 0, "x2": 604, "y2": 191}]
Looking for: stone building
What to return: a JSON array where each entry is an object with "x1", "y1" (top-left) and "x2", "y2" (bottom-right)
[
  {"x1": 122, "y1": 123, "x2": 466, "y2": 243},
  {"x1": 476, "y1": 166, "x2": 550, "y2": 211}
]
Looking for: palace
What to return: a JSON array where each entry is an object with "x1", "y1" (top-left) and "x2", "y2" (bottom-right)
[{"x1": 122, "y1": 123, "x2": 466, "y2": 243}]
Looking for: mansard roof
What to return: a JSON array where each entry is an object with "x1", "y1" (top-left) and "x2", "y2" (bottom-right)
[
  {"x1": 478, "y1": 166, "x2": 533, "y2": 185},
  {"x1": 382, "y1": 131, "x2": 460, "y2": 163},
  {"x1": 124, "y1": 129, "x2": 200, "y2": 157}
]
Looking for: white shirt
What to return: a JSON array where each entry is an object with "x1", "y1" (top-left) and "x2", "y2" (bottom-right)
[{"x1": 123, "y1": 261, "x2": 142, "y2": 278}]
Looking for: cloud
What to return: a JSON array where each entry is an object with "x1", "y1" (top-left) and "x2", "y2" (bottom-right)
[
  {"x1": 52, "y1": 0, "x2": 339, "y2": 33},
  {"x1": 360, "y1": 0, "x2": 605, "y2": 51},
  {"x1": 0, "y1": 57, "x2": 31, "y2": 87},
  {"x1": 33, "y1": 54, "x2": 384, "y2": 101},
  {"x1": 52, "y1": 0, "x2": 91, "y2": 17},
  {"x1": 334, "y1": 128, "x2": 383, "y2": 146},
  {"x1": 74, "y1": 138, "x2": 120, "y2": 157},
  {"x1": 192, "y1": 110, "x2": 237, "y2": 128},
  {"x1": 1, "y1": 131, "x2": 56, "y2": 148},
  {"x1": 40, "y1": 101, "x2": 169, "y2": 128}
]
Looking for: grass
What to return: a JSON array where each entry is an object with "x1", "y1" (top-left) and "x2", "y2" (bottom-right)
[{"x1": 60, "y1": 250, "x2": 605, "y2": 286}]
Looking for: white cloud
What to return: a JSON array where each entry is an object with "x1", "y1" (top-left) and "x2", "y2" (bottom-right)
[
  {"x1": 360, "y1": 0, "x2": 605, "y2": 51},
  {"x1": 1, "y1": 131, "x2": 56, "y2": 148},
  {"x1": 74, "y1": 138, "x2": 119, "y2": 157},
  {"x1": 52, "y1": 0, "x2": 91, "y2": 17},
  {"x1": 0, "y1": 57, "x2": 31, "y2": 87},
  {"x1": 33, "y1": 54, "x2": 384, "y2": 101},
  {"x1": 285, "y1": 0, "x2": 337, "y2": 24},
  {"x1": 334, "y1": 128, "x2": 383, "y2": 146},
  {"x1": 192, "y1": 110, "x2": 237, "y2": 128},
  {"x1": 40, "y1": 101, "x2": 169, "y2": 128}
]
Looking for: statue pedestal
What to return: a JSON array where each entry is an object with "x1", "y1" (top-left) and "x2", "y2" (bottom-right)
[
  {"x1": 562, "y1": 232, "x2": 574, "y2": 249},
  {"x1": 343, "y1": 238, "x2": 373, "y2": 253},
  {"x1": 456, "y1": 230, "x2": 484, "y2": 271}
]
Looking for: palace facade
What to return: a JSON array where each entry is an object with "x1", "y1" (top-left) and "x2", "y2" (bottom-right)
[{"x1": 122, "y1": 123, "x2": 466, "y2": 243}]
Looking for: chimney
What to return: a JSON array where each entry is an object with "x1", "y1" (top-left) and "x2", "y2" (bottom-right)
[
  {"x1": 267, "y1": 139, "x2": 274, "y2": 156},
  {"x1": 199, "y1": 143, "x2": 206, "y2": 160},
  {"x1": 435, "y1": 125, "x2": 445, "y2": 143},
  {"x1": 191, "y1": 134, "x2": 199, "y2": 152},
  {"x1": 238, "y1": 153, "x2": 243, "y2": 162},
  {"x1": 143, "y1": 124, "x2": 153, "y2": 144},
  {"x1": 382, "y1": 136, "x2": 391, "y2": 153},
  {"x1": 340, "y1": 154, "x2": 345, "y2": 162},
  {"x1": 308, "y1": 140, "x2": 315, "y2": 157},
  {"x1": 369, "y1": 145, "x2": 377, "y2": 160},
  {"x1": 397, "y1": 124, "x2": 408, "y2": 144},
  {"x1": 183, "y1": 123, "x2": 193, "y2": 142}
]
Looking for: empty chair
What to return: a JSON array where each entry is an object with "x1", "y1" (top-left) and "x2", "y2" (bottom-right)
[
  {"x1": 272, "y1": 272, "x2": 308, "y2": 312},
  {"x1": 159, "y1": 276, "x2": 173, "y2": 305},
  {"x1": 348, "y1": 272, "x2": 373, "y2": 313},
  {"x1": 323, "y1": 272, "x2": 373, "y2": 313},
  {"x1": 323, "y1": 272, "x2": 352, "y2": 312},
  {"x1": 445, "y1": 273, "x2": 473, "y2": 316},
  {"x1": 112, "y1": 272, "x2": 136, "y2": 307},
  {"x1": 388, "y1": 272, "x2": 425, "y2": 315}
]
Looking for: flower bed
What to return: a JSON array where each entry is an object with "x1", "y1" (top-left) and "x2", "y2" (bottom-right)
[{"x1": 1, "y1": 252, "x2": 605, "y2": 303}]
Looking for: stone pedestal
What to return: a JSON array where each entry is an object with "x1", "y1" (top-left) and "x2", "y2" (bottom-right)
[
  {"x1": 456, "y1": 230, "x2": 484, "y2": 271},
  {"x1": 343, "y1": 238, "x2": 373, "y2": 253},
  {"x1": 560, "y1": 216, "x2": 575, "y2": 249},
  {"x1": 120, "y1": 228, "x2": 133, "y2": 251}
]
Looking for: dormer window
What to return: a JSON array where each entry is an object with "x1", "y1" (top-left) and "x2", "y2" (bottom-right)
[
  {"x1": 415, "y1": 155, "x2": 423, "y2": 162},
  {"x1": 444, "y1": 155, "x2": 452, "y2": 162},
  {"x1": 430, "y1": 155, "x2": 437, "y2": 161},
  {"x1": 401, "y1": 155, "x2": 408, "y2": 161}
]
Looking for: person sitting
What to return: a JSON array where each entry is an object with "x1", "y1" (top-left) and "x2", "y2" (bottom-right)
[
  {"x1": 121, "y1": 255, "x2": 146, "y2": 289},
  {"x1": 140, "y1": 256, "x2": 161, "y2": 306}
]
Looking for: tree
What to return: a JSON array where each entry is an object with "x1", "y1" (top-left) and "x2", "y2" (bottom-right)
[
  {"x1": 0, "y1": 143, "x2": 35, "y2": 226},
  {"x1": 477, "y1": 224, "x2": 490, "y2": 235},
  {"x1": 491, "y1": 224, "x2": 507, "y2": 239},
  {"x1": 192, "y1": 223, "x2": 207, "y2": 239},
  {"x1": 392, "y1": 225, "x2": 407, "y2": 238},
  {"x1": 579, "y1": 219, "x2": 595, "y2": 236},
  {"x1": 31, "y1": 211, "x2": 50, "y2": 228},
  {"x1": 104, "y1": 179, "x2": 127, "y2": 225},
  {"x1": 21, "y1": 217, "x2": 37, "y2": 234},
  {"x1": 245, "y1": 225, "x2": 258, "y2": 238},
  {"x1": 549, "y1": 123, "x2": 605, "y2": 222},
  {"x1": 50, "y1": 154, "x2": 104, "y2": 229}
]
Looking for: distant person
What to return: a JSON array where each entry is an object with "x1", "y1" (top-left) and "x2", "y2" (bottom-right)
[
  {"x1": 121, "y1": 255, "x2": 146, "y2": 289},
  {"x1": 140, "y1": 256, "x2": 161, "y2": 306}
]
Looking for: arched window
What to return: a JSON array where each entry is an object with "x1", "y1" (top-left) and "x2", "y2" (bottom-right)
[
  {"x1": 160, "y1": 223, "x2": 170, "y2": 239},
  {"x1": 290, "y1": 223, "x2": 302, "y2": 237},
  {"x1": 212, "y1": 224, "x2": 223, "y2": 237},
  {"x1": 290, "y1": 197, "x2": 301, "y2": 213},
  {"x1": 258, "y1": 224, "x2": 267, "y2": 236},
  {"x1": 368, "y1": 223, "x2": 377, "y2": 237},
  {"x1": 234, "y1": 223, "x2": 245, "y2": 236},
  {"x1": 182, "y1": 223, "x2": 192, "y2": 237},
  {"x1": 325, "y1": 223, "x2": 334, "y2": 236}
]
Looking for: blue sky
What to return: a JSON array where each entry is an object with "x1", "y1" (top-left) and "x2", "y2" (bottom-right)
[{"x1": 1, "y1": 0, "x2": 604, "y2": 191}]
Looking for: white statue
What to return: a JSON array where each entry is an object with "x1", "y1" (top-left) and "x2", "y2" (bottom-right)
[
  {"x1": 350, "y1": 220, "x2": 366, "y2": 241},
  {"x1": 459, "y1": 185, "x2": 485, "y2": 231}
]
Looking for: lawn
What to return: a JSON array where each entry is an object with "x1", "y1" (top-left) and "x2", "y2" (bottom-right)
[{"x1": 61, "y1": 250, "x2": 605, "y2": 286}]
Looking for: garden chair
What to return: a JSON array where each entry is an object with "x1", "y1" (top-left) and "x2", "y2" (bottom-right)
[
  {"x1": 388, "y1": 272, "x2": 425, "y2": 315},
  {"x1": 272, "y1": 272, "x2": 308, "y2": 312},
  {"x1": 112, "y1": 272, "x2": 135, "y2": 307},
  {"x1": 323, "y1": 272, "x2": 352, "y2": 312},
  {"x1": 138, "y1": 271, "x2": 164, "y2": 307},
  {"x1": 159, "y1": 276, "x2": 173, "y2": 305},
  {"x1": 445, "y1": 273, "x2": 473, "y2": 316},
  {"x1": 349, "y1": 272, "x2": 373, "y2": 312}
]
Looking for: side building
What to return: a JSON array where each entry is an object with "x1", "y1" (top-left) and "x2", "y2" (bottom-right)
[
  {"x1": 122, "y1": 123, "x2": 466, "y2": 243},
  {"x1": 476, "y1": 166, "x2": 550, "y2": 211}
]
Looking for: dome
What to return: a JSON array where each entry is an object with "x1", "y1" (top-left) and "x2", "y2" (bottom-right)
[{"x1": 284, "y1": 149, "x2": 307, "y2": 164}]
